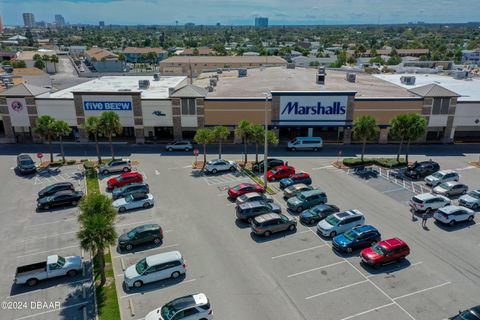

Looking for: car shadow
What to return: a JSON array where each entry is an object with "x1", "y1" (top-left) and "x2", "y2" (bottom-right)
[
  {"x1": 249, "y1": 229, "x2": 297, "y2": 243},
  {"x1": 331, "y1": 248, "x2": 360, "y2": 259},
  {"x1": 121, "y1": 273, "x2": 187, "y2": 294},
  {"x1": 117, "y1": 205, "x2": 154, "y2": 215},
  {"x1": 434, "y1": 220, "x2": 477, "y2": 231},
  {"x1": 36, "y1": 204, "x2": 79, "y2": 213},
  {"x1": 235, "y1": 219, "x2": 251, "y2": 229},
  {"x1": 115, "y1": 241, "x2": 163, "y2": 255},
  {"x1": 359, "y1": 258, "x2": 412, "y2": 275}
]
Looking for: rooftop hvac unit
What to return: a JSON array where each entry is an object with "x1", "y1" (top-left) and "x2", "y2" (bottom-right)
[
  {"x1": 138, "y1": 80, "x2": 150, "y2": 89},
  {"x1": 216, "y1": 68, "x2": 223, "y2": 74},
  {"x1": 286, "y1": 63, "x2": 295, "y2": 69},
  {"x1": 400, "y1": 76, "x2": 416, "y2": 85},
  {"x1": 346, "y1": 73, "x2": 356, "y2": 83},
  {"x1": 238, "y1": 68, "x2": 247, "y2": 77},
  {"x1": 316, "y1": 73, "x2": 325, "y2": 85},
  {"x1": 207, "y1": 86, "x2": 214, "y2": 92},
  {"x1": 318, "y1": 66, "x2": 326, "y2": 74},
  {"x1": 453, "y1": 70, "x2": 468, "y2": 80},
  {"x1": 209, "y1": 78, "x2": 217, "y2": 87},
  {"x1": 153, "y1": 73, "x2": 160, "y2": 81}
]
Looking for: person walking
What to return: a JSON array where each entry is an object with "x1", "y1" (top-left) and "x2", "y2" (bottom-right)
[{"x1": 421, "y1": 211, "x2": 428, "y2": 228}]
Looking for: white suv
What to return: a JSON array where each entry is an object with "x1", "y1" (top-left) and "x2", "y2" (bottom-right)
[
  {"x1": 424, "y1": 170, "x2": 459, "y2": 187},
  {"x1": 433, "y1": 205, "x2": 475, "y2": 226},
  {"x1": 410, "y1": 193, "x2": 450, "y2": 213},
  {"x1": 317, "y1": 209, "x2": 365, "y2": 238},
  {"x1": 145, "y1": 293, "x2": 213, "y2": 320},
  {"x1": 204, "y1": 159, "x2": 237, "y2": 174}
]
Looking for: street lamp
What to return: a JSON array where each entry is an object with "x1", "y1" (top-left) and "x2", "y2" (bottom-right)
[{"x1": 263, "y1": 92, "x2": 271, "y2": 190}]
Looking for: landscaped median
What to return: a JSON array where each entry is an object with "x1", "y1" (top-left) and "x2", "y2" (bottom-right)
[
  {"x1": 339, "y1": 157, "x2": 408, "y2": 168},
  {"x1": 82, "y1": 161, "x2": 121, "y2": 320},
  {"x1": 242, "y1": 167, "x2": 277, "y2": 195}
]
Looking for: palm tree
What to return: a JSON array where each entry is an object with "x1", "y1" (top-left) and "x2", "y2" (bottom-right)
[
  {"x1": 34, "y1": 59, "x2": 45, "y2": 70},
  {"x1": 235, "y1": 120, "x2": 252, "y2": 165},
  {"x1": 249, "y1": 124, "x2": 265, "y2": 164},
  {"x1": 267, "y1": 130, "x2": 279, "y2": 148},
  {"x1": 42, "y1": 54, "x2": 50, "y2": 62},
  {"x1": 212, "y1": 126, "x2": 230, "y2": 159},
  {"x1": 77, "y1": 194, "x2": 117, "y2": 286},
  {"x1": 404, "y1": 113, "x2": 427, "y2": 163},
  {"x1": 54, "y1": 120, "x2": 72, "y2": 163},
  {"x1": 50, "y1": 55, "x2": 59, "y2": 73},
  {"x1": 83, "y1": 116, "x2": 102, "y2": 164},
  {"x1": 352, "y1": 115, "x2": 378, "y2": 161},
  {"x1": 99, "y1": 112, "x2": 122, "y2": 160},
  {"x1": 389, "y1": 114, "x2": 410, "y2": 161},
  {"x1": 34, "y1": 115, "x2": 59, "y2": 163},
  {"x1": 194, "y1": 128, "x2": 213, "y2": 170}
]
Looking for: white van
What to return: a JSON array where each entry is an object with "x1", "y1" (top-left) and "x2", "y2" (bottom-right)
[
  {"x1": 288, "y1": 137, "x2": 323, "y2": 151},
  {"x1": 124, "y1": 251, "x2": 186, "y2": 288}
]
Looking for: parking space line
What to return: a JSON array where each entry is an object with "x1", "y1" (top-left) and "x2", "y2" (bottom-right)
[
  {"x1": 305, "y1": 280, "x2": 369, "y2": 300},
  {"x1": 13, "y1": 301, "x2": 88, "y2": 320},
  {"x1": 26, "y1": 217, "x2": 78, "y2": 228},
  {"x1": 312, "y1": 165, "x2": 334, "y2": 170},
  {"x1": 392, "y1": 282, "x2": 451, "y2": 301},
  {"x1": 116, "y1": 219, "x2": 159, "y2": 228},
  {"x1": 287, "y1": 261, "x2": 346, "y2": 278},
  {"x1": 21, "y1": 230, "x2": 78, "y2": 242},
  {"x1": 366, "y1": 262, "x2": 423, "y2": 278},
  {"x1": 7, "y1": 279, "x2": 90, "y2": 298},
  {"x1": 271, "y1": 244, "x2": 327, "y2": 259},
  {"x1": 119, "y1": 278, "x2": 197, "y2": 299},
  {"x1": 112, "y1": 243, "x2": 179, "y2": 259},
  {"x1": 17, "y1": 245, "x2": 78, "y2": 259},
  {"x1": 381, "y1": 187, "x2": 406, "y2": 194},
  {"x1": 338, "y1": 302, "x2": 396, "y2": 320}
]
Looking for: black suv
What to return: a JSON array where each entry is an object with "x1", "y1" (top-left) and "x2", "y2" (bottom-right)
[
  {"x1": 118, "y1": 224, "x2": 163, "y2": 250},
  {"x1": 112, "y1": 183, "x2": 150, "y2": 200},
  {"x1": 38, "y1": 182, "x2": 75, "y2": 199},
  {"x1": 16, "y1": 154, "x2": 36, "y2": 175},
  {"x1": 404, "y1": 160, "x2": 440, "y2": 179},
  {"x1": 252, "y1": 158, "x2": 285, "y2": 172}
]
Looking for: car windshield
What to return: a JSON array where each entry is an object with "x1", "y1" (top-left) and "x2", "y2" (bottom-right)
[
  {"x1": 135, "y1": 258, "x2": 149, "y2": 274},
  {"x1": 57, "y1": 256, "x2": 66, "y2": 267},
  {"x1": 233, "y1": 185, "x2": 244, "y2": 190},
  {"x1": 270, "y1": 169, "x2": 278, "y2": 174},
  {"x1": 467, "y1": 192, "x2": 480, "y2": 199},
  {"x1": 160, "y1": 302, "x2": 182, "y2": 320},
  {"x1": 127, "y1": 230, "x2": 137, "y2": 238},
  {"x1": 325, "y1": 215, "x2": 340, "y2": 226},
  {"x1": 432, "y1": 172, "x2": 444, "y2": 178},
  {"x1": 438, "y1": 183, "x2": 449, "y2": 189},
  {"x1": 125, "y1": 195, "x2": 134, "y2": 202},
  {"x1": 297, "y1": 194, "x2": 306, "y2": 200},
  {"x1": 343, "y1": 230, "x2": 357, "y2": 241},
  {"x1": 457, "y1": 311, "x2": 480, "y2": 320},
  {"x1": 412, "y1": 197, "x2": 422, "y2": 204},
  {"x1": 21, "y1": 160, "x2": 34, "y2": 165},
  {"x1": 372, "y1": 244, "x2": 386, "y2": 256}
]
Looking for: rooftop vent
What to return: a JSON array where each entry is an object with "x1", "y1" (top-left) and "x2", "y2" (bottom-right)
[
  {"x1": 209, "y1": 78, "x2": 217, "y2": 87},
  {"x1": 286, "y1": 63, "x2": 295, "y2": 69},
  {"x1": 346, "y1": 73, "x2": 356, "y2": 83},
  {"x1": 153, "y1": 73, "x2": 160, "y2": 81},
  {"x1": 400, "y1": 75, "x2": 416, "y2": 85},
  {"x1": 168, "y1": 87, "x2": 175, "y2": 96},
  {"x1": 138, "y1": 79, "x2": 150, "y2": 89},
  {"x1": 238, "y1": 68, "x2": 247, "y2": 77},
  {"x1": 207, "y1": 86, "x2": 214, "y2": 92}
]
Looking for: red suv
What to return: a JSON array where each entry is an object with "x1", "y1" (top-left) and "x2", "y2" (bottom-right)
[
  {"x1": 228, "y1": 183, "x2": 264, "y2": 199},
  {"x1": 266, "y1": 165, "x2": 295, "y2": 182},
  {"x1": 360, "y1": 238, "x2": 410, "y2": 269},
  {"x1": 107, "y1": 172, "x2": 143, "y2": 189}
]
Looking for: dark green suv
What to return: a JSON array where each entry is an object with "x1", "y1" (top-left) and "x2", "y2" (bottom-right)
[{"x1": 118, "y1": 224, "x2": 163, "y2": 251}]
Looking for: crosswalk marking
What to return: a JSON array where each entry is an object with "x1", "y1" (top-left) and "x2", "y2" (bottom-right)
[{"x1": 202, "y1": 173, "x2": 251, "y2": 186}]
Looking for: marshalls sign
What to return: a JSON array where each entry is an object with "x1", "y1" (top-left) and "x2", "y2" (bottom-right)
[{"x1": 279, "y1": 94, "x2": 349, "y2": 126}]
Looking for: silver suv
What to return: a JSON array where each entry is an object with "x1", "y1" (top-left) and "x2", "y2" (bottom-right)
[
  {"x1": 100, "y1": 159, "x2": 131, "y2": 175},
  {"x1": 166, "y1": 141, "x2": 193, "y2": 151}
]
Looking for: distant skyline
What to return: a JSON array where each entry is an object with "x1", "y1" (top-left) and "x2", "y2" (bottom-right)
[{"x1": 1, "y1": 0, "x2": 480, "y2": 26}]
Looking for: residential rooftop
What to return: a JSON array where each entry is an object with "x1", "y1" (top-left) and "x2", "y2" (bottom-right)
[
  {"x1": 194, "y1": 67, "x2": 416, "y2": 98},
  {"x1": 162, "y1": 55, "x2": 287, "y2": 64},
  {"x1": 375, "y1": 73, "x2": 480, "y2": 102},
  {"x1": 37, "y1": 76, "x2": 187, "y2": 99}
]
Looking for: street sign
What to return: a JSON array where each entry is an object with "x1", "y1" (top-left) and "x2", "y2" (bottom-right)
[
  {"x1": 36, "y1": 153, "x2": 43, "y2": 159},
  {"x1": 194, "y1": 149, "x2": 199, "y2": 156}
]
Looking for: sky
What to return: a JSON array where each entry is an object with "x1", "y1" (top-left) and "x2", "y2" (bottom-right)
[{"x1": 1, "y1": 0, "x2": 479, "y2": 26}]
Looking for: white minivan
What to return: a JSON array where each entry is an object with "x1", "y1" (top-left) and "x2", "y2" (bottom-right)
[
  {"x1": 124, "y1": 251, "x2": 186, "y2": 288},
  {"x1": 288, "y1": 137, "x2": 323, "y2": 151}
]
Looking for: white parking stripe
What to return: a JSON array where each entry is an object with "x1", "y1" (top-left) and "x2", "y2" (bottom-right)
[
  {"x1": 287, "y1": 261, "x2": 346, "y2": 278},
  {"x1": 116, "y1": 219, "x2": 159, "y2": 228},
  {"x1": 271, "y1": 244, "x2": 327, "y2": 259},
  {"x1": 13, "y1": 301, "x2": 88, "y2": 320},
  {"x1": 393, "y1": 282, "x2": 451, "y2": 300},
  {"x1": 338, "y1": 303, "x2": 396, "y2": 320},
  {"x1": 17, "y1": 245, "x2": 78, "y2": 259},
  {"x1": 21, "y1": 230, "x2": 78, "y2": 242},
  {"x1": 305, "y1": 280, "x2": 369, "y2": 300},
  {"x1": 26, "y1": 217, "x2": 77, "y2": 228},
  {"x1": 119, "y1": 278, "x2": 197, "y2": 299}
]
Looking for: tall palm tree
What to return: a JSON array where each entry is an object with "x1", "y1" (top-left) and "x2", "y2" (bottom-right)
[
  {"x1": 352, "y1": 115, "x2": 378, "y2": 161},
  {"x1": 235, "y1": 120, "x2": 252, "y2": 165},
  {"x1": 404, "y1": 113, "x2": 427, "y2": 163},
  {"x1": 212, "y1": 126, "x2": 230, "y2": 159},
  {"x1": 194, "y1": 128, "x2": 213, "y2": 170},
  {"x1": 34, "y1": 115, "x2": 59, "y2": 163},
  {"x1": 99, "y1": 112, "x2": 122, "y2": 160},
  {"x1": 50, "y1": 55, "x2": 59, "y2": 73},
  {"x1": 389, "y1": 114, "x2": 410, "y2": 161},
  {"x1": 77, "y1": 193, "x2": 117, "y2": 286},
  {"x1": 54, "y1": 120, "x2": 72, "y2": 163},
  {"x1": 249, "y1": 124, "x2": 265, "y2": 164},
  {"x1": 83, "y1": 116, "x2": 102, "y2": 164}
]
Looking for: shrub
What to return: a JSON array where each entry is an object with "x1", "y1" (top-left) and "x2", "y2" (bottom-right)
[
  {"x1": 342, "y1": 157, "x2": 407, "y2": 168},
  {"x1": 49, "y1": 161, "x2": 64, "y2": 167},
  {"x1": 342, "y1": 158, "x2": 374, "y2": 167},
  {"x1": 66, "y1": 160, "x2": 77, "y2": 165},
  {"x1": 83, "y1": 161, "x2": 94, "y2": 170}
]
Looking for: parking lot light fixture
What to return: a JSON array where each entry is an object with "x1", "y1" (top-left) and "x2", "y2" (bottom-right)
[{"x1": 263, "y1": 92, "x2": 271, "y2": 190}]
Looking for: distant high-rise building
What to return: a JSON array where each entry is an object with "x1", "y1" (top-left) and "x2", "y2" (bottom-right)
[
  {"x1": 185, "y1": 22, "x2": 195, "y2": 28},
  {"x1": 0, "y1": 16, "x2": 3, "y2": 33},
  {"x1": 255, "y1": 17, "x2": 268, "y2": 27},
  {"x1": 54, "y1": 14, "x2": 65, "y2": 27},
  {"x1": 23, "y1": 13, "x2": 35, "y2": 28},
  {"x1": 99, "y1": 21, "x2": 105, "y2": 27}
]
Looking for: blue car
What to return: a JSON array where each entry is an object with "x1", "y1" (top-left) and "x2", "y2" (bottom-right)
[
  {"x1": 332, "y1": 225, "x2": 381, "y2": 253},
  {"x1": 279, "y1": 172, "x2": 312, "y2": 189}
]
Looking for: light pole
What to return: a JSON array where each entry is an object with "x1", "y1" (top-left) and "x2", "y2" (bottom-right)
[{"x1": 263, "y1": 92, "x2": 271, "y2": 190}]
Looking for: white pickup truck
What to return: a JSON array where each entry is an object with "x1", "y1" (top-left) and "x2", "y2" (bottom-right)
[{"x1": 15, "y1": 254, "x2": 83, "y2": 286}]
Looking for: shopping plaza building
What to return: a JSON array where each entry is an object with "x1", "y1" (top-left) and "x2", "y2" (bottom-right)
[{"x1": 1, "y1": 67, "x2": 479, "y2": 144}]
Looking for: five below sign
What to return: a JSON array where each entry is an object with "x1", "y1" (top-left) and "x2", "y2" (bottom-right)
[{"x1": 83, "y1": 101, "x2": 133, "y2": 111}]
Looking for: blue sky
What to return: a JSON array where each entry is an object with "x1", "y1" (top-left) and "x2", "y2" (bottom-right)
[{"x1": 1, "y1": 0, "x2": 479, "y2": 26}]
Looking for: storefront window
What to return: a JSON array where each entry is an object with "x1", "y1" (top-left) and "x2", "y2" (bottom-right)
[
  {"x1": 181, "y1": 99, "x2": 196, "y2": 115},
  {"x1": 432, "y1": 98, "x2": 450, "y2": 114}
]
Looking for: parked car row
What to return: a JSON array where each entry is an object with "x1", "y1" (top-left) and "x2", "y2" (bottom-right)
[{"x1": 36, "y1": 182, "x2": 84, "y2": 210}]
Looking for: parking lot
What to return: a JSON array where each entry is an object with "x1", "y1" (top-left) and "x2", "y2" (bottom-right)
[
  {"x1": 96, "y1": 152, "x2": 480, "y2": 320},
  {"x1": 0, "y1": 160, "x2": 95, "y2": 320}
]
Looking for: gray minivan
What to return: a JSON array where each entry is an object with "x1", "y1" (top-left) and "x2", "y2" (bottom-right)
[{"x1": 236, "y1": 201, "x2": 281, "y2": 221}]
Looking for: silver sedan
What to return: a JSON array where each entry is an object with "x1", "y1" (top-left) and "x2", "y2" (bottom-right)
[{"x1": 433, "y1": 181, "x2": 468, "y2": 197}]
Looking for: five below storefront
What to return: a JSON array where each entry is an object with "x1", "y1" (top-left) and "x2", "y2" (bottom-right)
[{"x1": 271, "y1": 91, "x2": 356, "y2": 143}]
